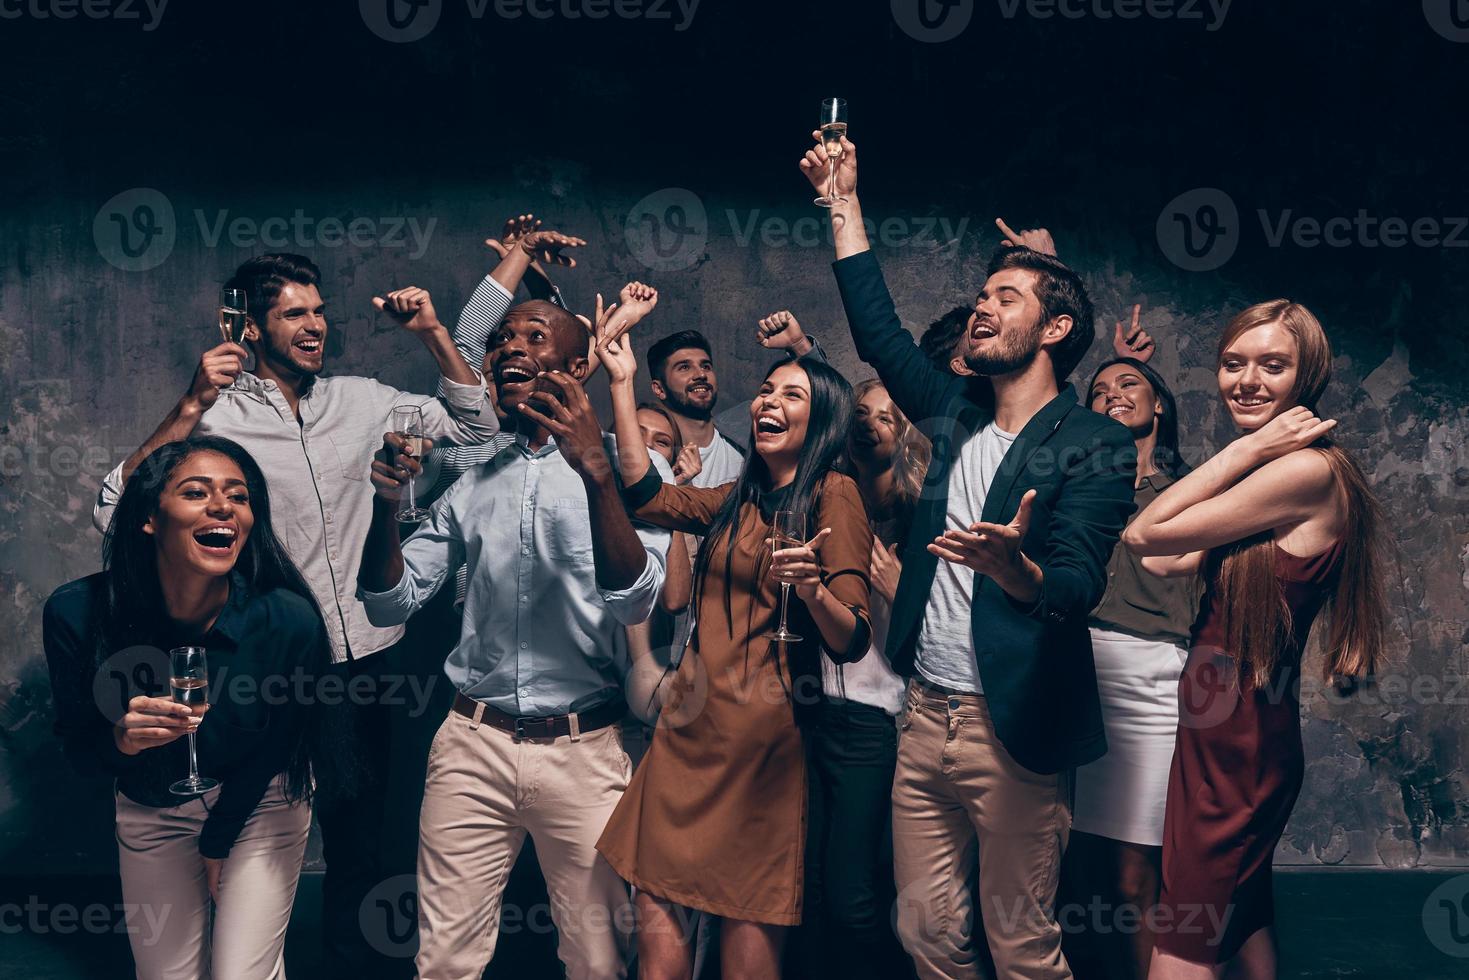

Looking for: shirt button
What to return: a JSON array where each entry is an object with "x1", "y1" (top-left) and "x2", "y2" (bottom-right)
[
  {"x1": 519, "y1": 642, "x2": 528, "y2": 650},
  {"x1": 325, "y1": 511, "x2": 333, "y2": 523},
  {"x1": 330, "y1": 552, "x2": 339, "y2": 562},
  {"x1": 518, "y1": 688, "x2": 529, "y2": 698},
  {"x1": 520, "y1": 595, "x2": 528, "y2": 602},
  {"x1": 522, "y1": 547, "x2": 530, "y2": 556}
]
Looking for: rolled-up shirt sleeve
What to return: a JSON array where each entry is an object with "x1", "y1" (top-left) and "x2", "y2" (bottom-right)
[
  {"x1": 93, "y1": 459, "x2": 126, "y2": 535},
  {"x1": 600, "y1": 448, "x2": 673, "y2": 626},
  {"x1": 357, "y1": 486, "x2": 467, "y2": 626}
]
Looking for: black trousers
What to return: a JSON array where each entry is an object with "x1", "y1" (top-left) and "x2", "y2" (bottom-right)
[
  {"x1": 316, "y1": 588, "x2": 459, "y2": 979},
  {"x1": 792, "y1": 698, "x2": 914, "y2": 980}
]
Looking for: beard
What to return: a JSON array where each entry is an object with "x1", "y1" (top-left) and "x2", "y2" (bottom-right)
[
  {"x1": 961, "y1": 318, "x2": 1045, "y2": 377},
  {"x1": 262, "y1": 336, "x2": 322, "y2": 379},
  {"x1": 664, "y1": 386, "x2": 715, "y2": 422}
]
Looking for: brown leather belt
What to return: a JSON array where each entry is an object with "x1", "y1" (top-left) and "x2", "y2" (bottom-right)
[{"x1": 451, "y1": 691, "x2": 625, "y2": 740}]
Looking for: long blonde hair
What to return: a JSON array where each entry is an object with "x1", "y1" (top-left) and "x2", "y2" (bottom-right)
[{"x1": 1213, "y1": 300, "x2": 1386, "y2": 689}]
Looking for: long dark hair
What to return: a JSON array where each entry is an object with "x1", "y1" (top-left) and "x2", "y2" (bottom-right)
[
  {"x1": 691, "y1": 359, "x2": 855, "y2": 648},
  {"x1": 1087, "y1": 356, "x2": 1189, "y2": 478},
  {"x1": 100, "y1": 436, "x2": 350, "y2": 803}
]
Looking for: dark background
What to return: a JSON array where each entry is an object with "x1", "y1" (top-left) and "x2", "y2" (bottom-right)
[{"x1": 1, "y1": 0, "x2": 1465, "y2": 884}]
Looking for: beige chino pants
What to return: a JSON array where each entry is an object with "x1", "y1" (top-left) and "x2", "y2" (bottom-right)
[
  {"x1": 414, "y1": 705, "x2": 634, "y2": 980},
  {"x1": 891, "y1": 680, "x2": 1073, "y2": 980},
  {"x1": 114, "y1": 775, "x2": 310, "y2": 980}
]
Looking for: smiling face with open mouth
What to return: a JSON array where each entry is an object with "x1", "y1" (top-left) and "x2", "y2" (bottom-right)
[
  {"x1": 249, "y1": 281, "x2": 328, "y2": 380},
  {"x1": 1217, "y1": 320, "x2": 1300, "y2": 431},
  {"x1": 143, "y1": 450, "x2": 255, "y2": 579},
  {"x1": 1089, "y1": 363, "x2": 1162, "y2": 436},
  {"x1": 488, "y1": 301, "x2": 588, "y2": 419},
  {"x1": 849, "y1": 385, "x2": 900, "y2": 468},
  {"x1": 749, "y1": 361, "x2": 811, "y2": 468},
  {"x1": 959, "y1": 267, "x2": 1050, "y2": 377}
]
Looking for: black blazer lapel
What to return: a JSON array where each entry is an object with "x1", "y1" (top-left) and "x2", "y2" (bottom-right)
[{"x1": 980, "y1": 384, "x2": 1080, "y2": 525}]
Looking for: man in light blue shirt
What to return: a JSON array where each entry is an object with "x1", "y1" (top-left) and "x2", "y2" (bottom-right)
[{"x1": 360, "y1": 296, "x2": 668, "y2": 980}]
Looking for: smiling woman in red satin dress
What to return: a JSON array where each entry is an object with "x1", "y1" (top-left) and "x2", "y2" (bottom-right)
[{"x1": 1123, "y1": 299, "x2": 1387, "y2": 980}]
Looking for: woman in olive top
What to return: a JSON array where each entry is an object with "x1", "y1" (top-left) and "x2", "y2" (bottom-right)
[
  {"x1": 1065, "y1": 356, "x2": 1198, "y2": 979},
  {"x1": 44, "y1": 437, "x2": 338, "y2": 980}
]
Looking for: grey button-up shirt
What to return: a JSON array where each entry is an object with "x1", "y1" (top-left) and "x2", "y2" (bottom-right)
[
  {"x1": 359, "y1": 433, "x2": 672, "y2": 716},
  {"x1": 94, "y1": 371, "x2": 496, "y2": 662}
]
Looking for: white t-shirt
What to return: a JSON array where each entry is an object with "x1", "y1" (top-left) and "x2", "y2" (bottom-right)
[
  {"x1": 693, "y1": 431, "x2": 745, "y2": 489},
  {"x1": 914, "y1": 422, "x2": 1017, "y2": 693}
]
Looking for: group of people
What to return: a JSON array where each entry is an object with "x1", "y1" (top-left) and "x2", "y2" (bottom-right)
[{"x1": 42, "y1": 132, "x2": 1386, "y2": 980}]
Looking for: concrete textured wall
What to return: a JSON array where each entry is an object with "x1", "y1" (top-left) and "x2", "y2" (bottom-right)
[{"x1": 0, "y1": 0, "x2": 1465, "y2": 874}]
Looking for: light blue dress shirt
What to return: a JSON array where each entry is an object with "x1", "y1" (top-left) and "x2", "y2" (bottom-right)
[{"x1": 360, "y1": 433, "x2": 672, "y2": 716}]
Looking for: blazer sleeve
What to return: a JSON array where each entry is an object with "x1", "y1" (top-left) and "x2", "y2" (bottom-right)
[
  {"x1": 623, "y1": 470, "x2": 735, "y2": 536},
  {"x1": 814, "y1": 476, "x2": 874, "y2": 664},
  {"x1": 1012, "y1": 421, "x2": 1138, "y2": 625},
  {"x1": 832, "y1": 250, "x2": 964, "y2": 425}
]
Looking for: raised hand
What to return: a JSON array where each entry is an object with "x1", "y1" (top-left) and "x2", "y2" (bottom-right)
[
  {"x1": 1242, "y1": 405, "x2": 1337, "y2": 463},
  {"x1": 995, "y1": 219, "x2": 1058, "y2": 257},
  {"x1": 371, "y1": 431, "x2": 434, "y2": 503},
  {"x1": 799, "y1": 130, "x2": 857, "y2": 200},
  {"x1": 1112, "y1": 304, "x2": 1155, "y2": 362},
  {"x1": 520, "y1": 229, "x2": 587, "y2": 268},
  {"x1": 673, "y1": 443, "x2": 702, "y2": 485},
  {"x1": 517, "y1": 371, "x2": 614, "y2": 481},
  {"x1": 756, "y1": 310, "x2": 811, "y2": 353},
  {"x1": 373, "y1": 286, "x2": 442, "y2": 335},
  {"x1": 869, "y1": 540, "x2": 903, "y2": 604},
  {"x1": 600, "y1": 281, "x2": 659, "y2": 348},
  {"x1": 929, "y1": 489, "x2": 1035, "y2": 580},
  {"x1": 595, "y1": 323, "x2": 639, "y2": 387},
  {"x1": 114, "y1": 694, "x2": 195, "y2": 755},
  {"x1": 498, "y1": 213, "x2": 542, "y2": 248},
  {"x1": 186, "y1": 341, "x2": 250, "y2": 412},
  {"x1": 771, "y1": 527, "x2": 834, "y2": 601}
]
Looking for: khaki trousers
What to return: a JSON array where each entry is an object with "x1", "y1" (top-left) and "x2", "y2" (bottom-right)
[
  {"x1": 114, "y1": 775, "x2": 310, "y2": 980},
  {"x1": 891, "y1": 680, "x2": 1073, "y2": 980},
  {"x1": 414, "y1": 706, "x2": 634, "y2": 980}
]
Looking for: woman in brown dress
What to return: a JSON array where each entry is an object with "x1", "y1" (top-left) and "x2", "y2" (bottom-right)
[
  {"x1": 594, "y1": 327, "x2": 872, "y2": 980},
  {"x1": 1123, "y1": 300, "x2": 1386, "y2": 979}
]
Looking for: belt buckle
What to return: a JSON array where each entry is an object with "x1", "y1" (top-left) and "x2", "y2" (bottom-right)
[{"x1": 513, "y1": 717, "x2": 554, "y2": 741}]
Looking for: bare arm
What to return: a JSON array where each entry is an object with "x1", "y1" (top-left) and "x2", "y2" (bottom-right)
[{"x1": 1124, "y1": 407, "x2": 1340, "y2": 557}]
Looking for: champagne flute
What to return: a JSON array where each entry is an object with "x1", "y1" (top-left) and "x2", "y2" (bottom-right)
[
  {"x1": 219, "y1": 287, "x2": 247, "y2": 345},
  {"x1": 813, "y1": 98, "x2": 849, "y2": 208},
  {"x1": 764, "y1": 510, "x2": 806, "y2": 643},
  {"x1": 391, "y1": 406, "x2": 430, "y2": 523},
  {"x1": 168, "y1": 646, "x2": 218, "y2": 796}
]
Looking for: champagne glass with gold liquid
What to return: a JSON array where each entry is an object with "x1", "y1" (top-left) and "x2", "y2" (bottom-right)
[{"x1": 813, "y1": 98, "x2": 849, "y2": 208}]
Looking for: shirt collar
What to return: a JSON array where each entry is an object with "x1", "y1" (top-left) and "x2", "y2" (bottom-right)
[
  {"x1": 513, "y1": 431, "x2": 563, "y2": 459},
  {"x1": 229, "y1": 371, "x2": 322, "y2": 403},
  {"x1": 208, "y1": 570, "x2": 252, "y2": 645}
]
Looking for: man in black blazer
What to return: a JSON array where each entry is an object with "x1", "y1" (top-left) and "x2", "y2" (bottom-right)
[{"x1": 801, "y1": 134, "x2": 1135, "y2": 979}]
